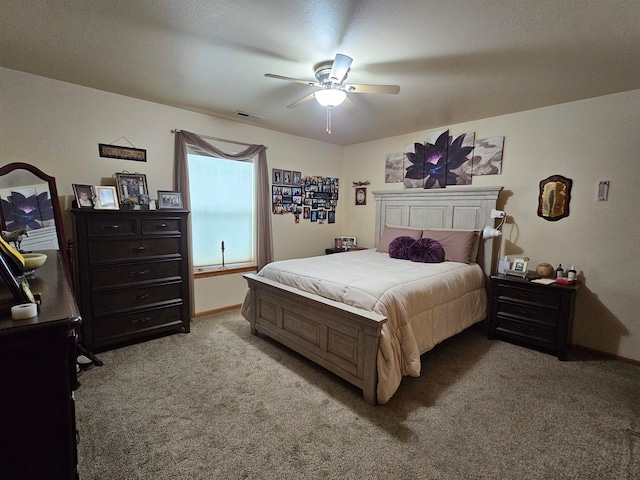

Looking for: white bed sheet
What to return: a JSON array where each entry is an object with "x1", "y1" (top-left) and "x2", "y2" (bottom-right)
[{"x1": 245, "y1": 249, "x2": 487, "y2": 403}]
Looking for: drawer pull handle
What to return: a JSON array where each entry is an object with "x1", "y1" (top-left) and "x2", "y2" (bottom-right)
[
  {"x1": 129, "y1": 269, "x2": 150, "y2": 277},
  {"x1": 518, "y1": 308, "x2": 533, "y2": 316},
  {"x1": 155, "y1": 223, "x2": 168, "y2": 229},
  {"x1": 132, "y1": 316, "x2": 151, "y2": 325},
  {"x1": 515, "y1": 325, "x2": 533, "y2": 333},
  {"x1": 130, "y1": 246, "x2": 145, "y2": 252},
  {"x1": 134, "y1": 294, "x2": 151, "y2": 301},
  {"x1": 103, "y1": 224, "x2": 121, "y2": 230}
]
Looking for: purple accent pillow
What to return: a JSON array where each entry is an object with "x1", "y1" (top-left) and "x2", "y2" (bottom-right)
[
  {"x1": 408, "y1": 238, "x2": 445, "y2": 263},
  {"x1": 388, "y1": 236, "x2": 417, "y2": 260}
]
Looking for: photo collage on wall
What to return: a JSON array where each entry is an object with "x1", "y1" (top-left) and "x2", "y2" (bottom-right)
[{"x1": 272, "y1": 169, "x2": 338, "y2": 224}]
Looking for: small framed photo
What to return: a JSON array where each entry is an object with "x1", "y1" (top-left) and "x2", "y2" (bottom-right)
[
  {"x1": 282, "y1": 170, "x2": 292, "y2": 185},
  {"x1": 334, "y1": 237, "x2": 343, "y2": 249},
  {"x1": 512, "y1": 257, "x2": 529, "y2": 272},
  {"x1": 93, "y1": 186, "x2": 119, "y2": 210},
  {"x1": 272, "y1": 168, "x2": 282, "y2": 184},
  {"x1": 72, "y1": 184, "x2": 95, "y2": 208},
  {"x1": 292, "y1": 171, "x2": 302, "y2": 185},
  {"x1": 355, "y1": 187, "x2": 367, "y2": 206},
  {"x1": 341, "y1": 236, "x2": 357, "y2": 249},
  {"x1": 115, "y1": 172, "x2": 148, "y2": 206},
  {"x1": 158, "y1": 190, "x2": 183, "y2": 209}
]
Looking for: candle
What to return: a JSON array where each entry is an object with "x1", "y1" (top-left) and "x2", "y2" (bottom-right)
[{"x1": 221, "y1": 241, "x2": 225, "y2": 250}]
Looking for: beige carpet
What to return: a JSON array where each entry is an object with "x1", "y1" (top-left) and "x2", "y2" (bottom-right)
[{"x1": 76, "y1": 310, "x2": 640, "y2": 479}]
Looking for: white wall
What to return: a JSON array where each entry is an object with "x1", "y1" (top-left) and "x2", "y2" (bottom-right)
[
  {"x1": 0, "y1": 67, "x2": 343, "y2": 314},
  {"x1": 342, "y1": 90, "x2": 640, "y2": 362},
  {"x1": 2, "y1": 67, "x2": 638, "y2": 361}
]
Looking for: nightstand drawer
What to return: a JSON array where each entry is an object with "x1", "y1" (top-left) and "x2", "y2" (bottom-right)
[
  {"x1": 494, "y1": 316, "x2": 556, "y2": 347},
  {"x1": 496, "y1": 283, "x2": 561, "y2": 307},
  {"x1": 496, "y1": 300, "x2": 559, "y2": 327}
]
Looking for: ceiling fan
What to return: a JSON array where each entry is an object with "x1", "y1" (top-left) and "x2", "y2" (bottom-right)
[{"x1": 265, "y1": 53, "x2": 400, "y2": 134}]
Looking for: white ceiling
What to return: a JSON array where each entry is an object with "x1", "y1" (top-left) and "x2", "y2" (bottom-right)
[{"x1": 2, "y1": 1, "x2": 640, "y2": 146}]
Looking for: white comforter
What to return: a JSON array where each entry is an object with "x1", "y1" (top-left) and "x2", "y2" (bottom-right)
[{"x1": 245, "y1": 249, "x2": 487, "y2": 403}]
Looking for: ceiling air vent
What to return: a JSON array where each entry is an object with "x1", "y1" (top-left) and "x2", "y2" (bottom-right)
[{"x1": 233, "y1": 111, "x2": 265, "y2": 121}]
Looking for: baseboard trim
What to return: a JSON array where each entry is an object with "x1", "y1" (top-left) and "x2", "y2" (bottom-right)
[
  {"x1": 572, "y1": 345, "x2": 640, "y2": 367},
  {"x1": 194, "y1": 304, "x2": 241, "y2": 318}
]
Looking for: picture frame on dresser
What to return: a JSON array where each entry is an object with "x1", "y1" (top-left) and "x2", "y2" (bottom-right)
[
  {"x1": 72, "y1": 184, "x2": 95, "y2": 208},
  {"x1": 93, "y1": 185, "x2": 119, "y2": 210},
  {"x1": 115, "y1": 172, "x2": 148, "y2": 206},
  {"x1": 157, "y1": 190, "x2": 183, "y2": 209}
]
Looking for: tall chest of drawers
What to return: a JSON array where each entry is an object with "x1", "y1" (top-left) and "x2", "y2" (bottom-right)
[{"x1": 72, "y1": 209, "x2": 191, "y2": 351}]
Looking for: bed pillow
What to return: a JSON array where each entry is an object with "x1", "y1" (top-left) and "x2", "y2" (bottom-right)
[
  {"x1": 388, "y1": 236, "x2": 417, "y2": 260},
  {"x1": 407, "y1": 238, "x2": 445, "y2": 263},
  {"x1": 376, "y1": 225, "x2": 422, "y2": 253},
  {"x1": 421, "y1": 229, "x2": 481, "y2": 263}
]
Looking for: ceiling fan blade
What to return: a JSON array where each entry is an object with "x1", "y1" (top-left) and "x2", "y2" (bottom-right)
[
  {"x1": 329, "y1": 54, "x2": 353, "y2": 84},
  {"x1": 265, "y1": 73, "x2": 318, "y2": 87},
  {"x1": 286, "y1": 92, "x2": 317, "y2": 108},
  {"x1": 343, "y1": 83, "x2": 400, "y2": 94}
]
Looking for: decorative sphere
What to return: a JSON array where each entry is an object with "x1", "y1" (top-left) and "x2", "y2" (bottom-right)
[{"x1": 536, "y1": 263, "x2": 555, "y2": 278}]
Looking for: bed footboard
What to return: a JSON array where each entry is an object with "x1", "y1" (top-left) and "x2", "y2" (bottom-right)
[{"x1": 244, "y1": 274, "x2": 387, "y2": 405}]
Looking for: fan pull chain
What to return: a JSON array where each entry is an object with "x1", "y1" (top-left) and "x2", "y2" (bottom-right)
[{"x1": 326, "y1": 106, "x2": 332, "y2": 135}]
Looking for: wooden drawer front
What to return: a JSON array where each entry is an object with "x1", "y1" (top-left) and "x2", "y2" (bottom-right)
[
  {"x1": 494, "y1": 316, "x2": 556, "y2": 347},
  {"x1": 496, "y1": 300, "x2": 559, "y2": 327},
  {"x1": 141, "y1": 218, "x2": 182, "y2": 235},
  {"x1": 92, "y1": 282, "x2": 182, "y2": 316},
  {"x1": 88, "y1": 237, "x2": 180, "y2": 263},
  {"x1": 92, "y1": 305, "x2": 184, "y2": 344},
  {"x1": 87, "y1": 218, "x2": 137, "y2": 237},
  {"x1": 90, "y1": 260, "x2": 182, "y2": 289},
  {"x1": 496, "y1": 283, "x2": 560, "y2": 307}
]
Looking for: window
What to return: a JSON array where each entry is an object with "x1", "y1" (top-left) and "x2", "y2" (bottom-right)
[{"x1": 187, "y1": 152, "x2": 255, "y2": 268}]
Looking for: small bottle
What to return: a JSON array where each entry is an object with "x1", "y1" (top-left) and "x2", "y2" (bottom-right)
[
  {"x1": 556, "y1": 264, "x2": 564, "y2": 278},
  {"x1": 568, "y1": 265, "x2": 576, "y2": 281}
]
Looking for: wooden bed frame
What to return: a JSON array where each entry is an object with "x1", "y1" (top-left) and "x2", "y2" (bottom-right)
[{"x1": 244, "y1": 186, "x2": 503, "y2": 404}]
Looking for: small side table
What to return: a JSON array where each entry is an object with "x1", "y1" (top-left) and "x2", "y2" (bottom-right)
[
  {"x1": 487, "y1": 274, "x2": 580, "y2": 360},
  {"x1": 325, "y1": 247, "x2": 367, "y2": 255}
]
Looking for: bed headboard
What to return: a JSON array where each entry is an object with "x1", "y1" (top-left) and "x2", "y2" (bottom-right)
[{"x1": 373, "y1": 186, "x2": 503, "y2": 276}]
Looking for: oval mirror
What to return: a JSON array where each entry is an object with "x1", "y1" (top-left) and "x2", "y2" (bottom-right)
[
  {"x1": 538, "y1": 174, "x2": 572, "y2": 221},
  {"x1": 0, "y1": 162, "x2": 68, "y2": 265}
]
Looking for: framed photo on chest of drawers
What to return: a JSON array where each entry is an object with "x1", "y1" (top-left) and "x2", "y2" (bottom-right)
[
  {"x1": 487, "y1": 274, "x2": 580, "y2": 360},
  {"x1": 72, "y1": 209, "x2": 191, "y2": 351}
]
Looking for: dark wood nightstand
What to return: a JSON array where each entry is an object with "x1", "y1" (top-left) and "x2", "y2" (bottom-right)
[
  {"x1": 487, "y1": 274, "x2": 580, "y2": 360},
  {"x1": 325, "y1": 247, "x2": 367, "y2": 254}
]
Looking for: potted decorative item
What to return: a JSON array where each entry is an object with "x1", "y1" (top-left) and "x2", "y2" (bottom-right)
[{"x1": 536, "y1": 263, "x2": 555, "y2": 278}]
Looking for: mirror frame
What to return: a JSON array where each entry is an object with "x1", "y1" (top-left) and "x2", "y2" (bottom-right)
[
  {"x1": 537, "y1": 174, "x2": 572, "y2": 222},
  {"x1": 0, "y1": 162, "x2": 69, "y2": 266}
]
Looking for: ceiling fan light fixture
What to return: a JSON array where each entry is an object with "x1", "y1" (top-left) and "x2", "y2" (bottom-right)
[{"x1": 315, "y1": 88, "x2": 347, "y2": 107}]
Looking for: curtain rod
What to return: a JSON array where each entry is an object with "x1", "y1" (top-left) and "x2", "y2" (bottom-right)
[{"x1": 172, "y1": 129, "x2": 266, "y2": 149}]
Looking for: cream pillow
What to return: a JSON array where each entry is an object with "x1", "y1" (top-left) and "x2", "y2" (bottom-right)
[
  {"x1": 376, "y1": 225, "x2": 422, "y2": 253},
  {"x1": 421, "y1": 229, "x2": 481, "y2": 263}
]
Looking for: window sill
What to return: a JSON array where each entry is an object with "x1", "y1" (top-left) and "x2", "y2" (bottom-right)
[{"x1": 193, "y1": 263, "x2": 257, "y2": 279}]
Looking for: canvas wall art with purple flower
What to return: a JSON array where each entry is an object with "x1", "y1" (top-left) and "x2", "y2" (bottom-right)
[{"x1": 1, "y1": 183, "x2": 59, "y2": 251}]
